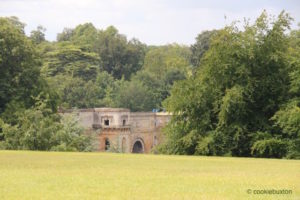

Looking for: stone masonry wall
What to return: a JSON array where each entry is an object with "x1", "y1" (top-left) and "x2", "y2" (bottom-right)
[{"x1": 59, "y1": 108, "x2": 171, "y2": 153}]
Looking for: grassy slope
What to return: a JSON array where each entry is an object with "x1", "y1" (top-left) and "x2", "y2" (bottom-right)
[{"x1": 0, "y1": 151, "x2": 299, "y2": 200}]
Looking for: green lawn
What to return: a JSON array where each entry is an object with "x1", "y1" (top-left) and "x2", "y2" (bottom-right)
[{"x1": 0, "y1": 151, "x2": 299, "y2": 200}]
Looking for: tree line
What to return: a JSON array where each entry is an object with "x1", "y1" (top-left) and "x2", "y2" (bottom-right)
[
  {"x1": 0, "y1": 16, "x2": 194, "y2": 151},
  {"x1": 0, "y1": 11, "x2": 299, "y2": 158}
]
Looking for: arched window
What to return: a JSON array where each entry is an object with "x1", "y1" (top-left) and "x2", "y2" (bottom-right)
[{"x1": 105, "y1": 138, "x2": 110, "y2": 151}]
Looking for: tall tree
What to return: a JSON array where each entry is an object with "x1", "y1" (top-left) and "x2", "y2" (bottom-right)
[
  {"x1": 271, "y1": 25, "x2": 300, "y2": 159},
  {"x1": 56, "y1": 28, "x2": 74, "y2": 42},
  {"x1": 0, "y1": 17, "x2": 56, "y2": 115},
  {"x1": 190, "y1": 30, "x2": 217, "y2": 68},
  {"x1": 160, "y1": 11, "x2": 295, "y2": 158},
  {"x1": 128, "y1": 44, "x2": 191, "y2": 110},
  {"x1": 41, "y1": 43, "x2": 100, "y2": 81},
  {"x1": 30, "y1": 25, "x2": 46, "y2": 44},
  {"x1": 94, "y1": 26, "x2": 146, "y2": 79}
]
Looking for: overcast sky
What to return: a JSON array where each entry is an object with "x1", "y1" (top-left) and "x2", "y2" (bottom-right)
[{"x1": 1, "y1": 0, "x2": 299, "y2": 45}]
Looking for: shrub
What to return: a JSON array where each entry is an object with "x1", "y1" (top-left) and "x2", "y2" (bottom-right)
[
  {"x1": 195, "y1": 135, "x2": 215, "y2": 156},
  {"x1": 0, "y1": 99, "x2": 93, "y2": 152},
  {"x1": 251, "y1": 138, "x2": 288, "y2": 158},
  {"x1": 286, "y1": 139, "x2": 300, "y2": 159}
]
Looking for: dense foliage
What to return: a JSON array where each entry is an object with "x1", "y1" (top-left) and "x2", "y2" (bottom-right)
[
  {"x1": 0, "y1": 97, "x2": 92, "y2": 151},
  {"x1": 0, "y1": 12, "x2": 299, "y2": 157},
  {"x1": 159, "y1": 11, "x2": 300, "y2": 159},
  {"x1": 0, "y1": 17, "x2": 92, "y2": 151}
]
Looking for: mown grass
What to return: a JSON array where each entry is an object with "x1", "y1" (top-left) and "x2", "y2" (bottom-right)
[{"x1": 0, "y1": 151, "x2": 299, "y2": 200}]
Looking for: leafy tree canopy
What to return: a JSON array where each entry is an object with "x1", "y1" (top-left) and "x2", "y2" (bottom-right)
[
  {"x1": 160, "y1": 11, "x2": 299, "y2": 158},
  {"x1": 0, "y1": 17, "x2": 57, "y2": 115}
]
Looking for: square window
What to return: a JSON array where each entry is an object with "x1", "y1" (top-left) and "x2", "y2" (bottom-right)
[{"x1": 104, "y1": 119, "x2": 109, "y2": 126}]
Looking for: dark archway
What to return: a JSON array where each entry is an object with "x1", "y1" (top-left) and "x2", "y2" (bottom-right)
[{"x1": 132, "y1": 140, "x2": 144, "y2": 153}]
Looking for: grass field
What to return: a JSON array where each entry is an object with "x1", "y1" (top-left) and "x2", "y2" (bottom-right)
[{"x1": 0, "y1": 151, "x2": 299, "y2": 200}]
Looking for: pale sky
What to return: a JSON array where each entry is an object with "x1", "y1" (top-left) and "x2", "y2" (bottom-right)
[{"x1": 1, "y1": 0, "x2": 299, "y2": 45}]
